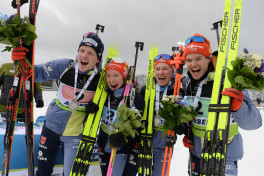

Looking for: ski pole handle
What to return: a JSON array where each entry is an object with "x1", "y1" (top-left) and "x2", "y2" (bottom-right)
[
  {"x1": 133, "y1": 42, "x2": 144, "y2": 79},
  {"x1": 211, "y1": 20, "x2": 222, "y2": 47},
  {"x1": 171, "y1": 45, "x2": 185, "y2": 96},
  {"x1": 95, "y1": 24, "x2": 105, "y2": 35},
  {"x1": 171, "y1": 46, "x2": 184, "y2": 71},
  {"x1": 172, "y1": 46, "x2": 179, "y2": 53}
]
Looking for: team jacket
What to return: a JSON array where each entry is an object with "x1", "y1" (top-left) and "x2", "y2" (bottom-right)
[
  {"x1": 97, "y1": 86, "x2": 145, "y2": 154},
  {"x1": 34, "y1": 58, "x2": 100, "y2": 136},
  {"x1": 182, "y1": 70, "x2": 262, "y2": 161},
  {"x1": 0, "y1": 62, "x2": 43, "y2": 113}
]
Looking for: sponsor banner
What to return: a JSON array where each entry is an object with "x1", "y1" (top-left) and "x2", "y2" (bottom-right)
[{"x1": 0, "y1": 122, "x2": 100, "y2": 175}]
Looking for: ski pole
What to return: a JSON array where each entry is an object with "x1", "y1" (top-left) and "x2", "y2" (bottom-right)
[
  {"x1": 161, "y1": 45, "x2": 185, "y2": 176},
  {"x1": 128, "y1": 42, "x2": 144, "y2": 106},
  {"x1": 212, "y1": 20, "x2": 222, "y2": 47},
  {"x1": 106, "y1": 66, "x2": 134, "y2": 176},
  {"x1": 17, "y1": 0, "x2": 35, "y2": 175},
  {"x1": 133, "y1": 42, "x2": 144, "y2": 77}
]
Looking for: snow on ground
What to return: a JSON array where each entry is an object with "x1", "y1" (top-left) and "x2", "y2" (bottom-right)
[
  {"x1": 170, "y1": 110, "x2": 264, "y2": 176},
  {"x1": 238, "y1": 113, "x2": 264, "y2": 176},
  {"x1": 33, "y1": 91, "x2": 57, "y2": 121},
  {"x1": 37, "y1": 91, "x2": 264, "y2": 175}
]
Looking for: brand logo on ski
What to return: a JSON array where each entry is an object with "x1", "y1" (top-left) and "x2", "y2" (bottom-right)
[
  {"x1": 231, "y1": 9, "x2": 241, "y2": 50},
  {"x1": 220, "y1": 12, "x2": 230, "y2": 52},
  {"x1": 30, "y1": 0, "x2": 37, "y2": 13}
]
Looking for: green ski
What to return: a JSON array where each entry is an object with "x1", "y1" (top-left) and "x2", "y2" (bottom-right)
[
  {"x1": 70, "y1": 42, "x2": 120, "y2": 176},
  {"x1": 200, "y1": 0, "x2": 243, "y2": 175},
  {"x1": 138, "y1": 43, "x2": 158, "y2": 176}
]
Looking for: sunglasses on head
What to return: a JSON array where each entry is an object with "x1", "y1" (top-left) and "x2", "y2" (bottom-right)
[
  {"x1": 154, "y1": 54, "x2": 171, "y2": 62},
  {"x1": 111, "y1": 57, "x2": 125, "y2": 63},
  {"x1": 83, "y1": 32, "x2": 99, "y2": 39},
  {"x1": 106, "y1": 57, "x2": 126, "y2": 65},
  {"x1": 185, "y1": 36, "x2": 210, "y2": 46}
]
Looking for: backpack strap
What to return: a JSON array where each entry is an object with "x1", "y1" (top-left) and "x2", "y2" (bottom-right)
[{"x1": 58, "y1": 60, "x2": 75, "y2": 85}]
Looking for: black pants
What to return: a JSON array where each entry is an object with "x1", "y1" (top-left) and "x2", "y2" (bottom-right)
[
  {"x1": 188, "y1": 152, "x2": 200, "y2": 176},
  {"x1": 36, "y1": 125, "x2": 61, "y2": 176},
  {"x1": 97, "y1": 129, "x2": 139, "y2": 176},
  {"x1": 98, "y1": 147, "x2": 139, "y2": 176}
]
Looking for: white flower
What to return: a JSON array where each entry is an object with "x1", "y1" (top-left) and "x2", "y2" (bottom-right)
[
  {"x1": 244, "y1": 60, "x2": 256, "y2": 69},
  {"x1": 256, "y1": 61, "x2": 262, "y2": 68},
  {"x1": 163, "y1": 97, "x2": 169, "y2": 102},
  {"x1": 253, "y1": 54, "x2": 262, "y2": 61},
  {"x1": 167, "y1": 96, "x2": 174, "y2": 100},
  {"x1": 208, "y1": 72, "x2": 215, "y2": 81},
  {"x1": 241, "y1": 53, "x2": 264, "y2": 69}
]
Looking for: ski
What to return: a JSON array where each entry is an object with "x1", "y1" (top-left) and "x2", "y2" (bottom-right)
[
  {"x1": 1, "y1": 76, "x2": 23, "y2": 176},
  {"x1": 138, "y1": 43, "x2": 158, "y2": 176},
  {"x1": 1, "y1": 1, "x2": 40, "y2": 175},
  {"x1": 70, "y1": 42, "x2": 119, "y2": 176},
  {"x1": 24, "y1": 1, "x2": 40, "y2": 175},
  {"x1": 200, "y1": 0, "x2": 243, "y2": 175}
]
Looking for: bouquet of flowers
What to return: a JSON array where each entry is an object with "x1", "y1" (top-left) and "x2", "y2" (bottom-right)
[
  {"x1": 227, "y1": 53, "x2": 264, "y2": 91},
  {"x1": 113, "y1": 104, "x2": 144, "y2": 142},
  {"x1": 159, "y1": 95, "x2": 197, "y2": 131},
  {"x1": 0, "y1": 13, "x2": 37, "y2": 52}
]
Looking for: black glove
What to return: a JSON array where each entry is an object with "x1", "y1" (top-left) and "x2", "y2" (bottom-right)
[
  {"x1": 165, "y1": 133, "x2": 177, "y2": 147},
  {"x1": 173, "y1": 123, "x2": 188, "y2": 135},
  {"x1": 36, "y1": 100, "x2": 44, "y2": 108},
  {"x1": 11, "y1": 0, "x2": 28, "y2": 9},
  {"x1": 109, "y1": 132, "x2": 126, "y2": 148},
  {"x1": 85, "y1": 101, "x2": 99, "y2": 114}
]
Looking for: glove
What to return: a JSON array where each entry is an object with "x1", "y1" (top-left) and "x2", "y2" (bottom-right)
[
  {"x1": 165, "y1": 133, "x2": 177, "y2": 147},
  {"x1": 85, "y1": 101, "x2": 99, "y2": 114},
  {"x1": 109, "y1": 132, "x2": 126, "y2": 148},
  {"x1": 221, "y1": 88, "x2": 243, "y2": 111},
  {"x1": 11, "y1": 47, "x2": 28, "y2": 61},
  {"x1": 182, "y1": 135, "x2": 194, "y2": 149},
  {"x1": 173, "y1": 123, "x2": 187, "y2": 135},
  {"x1": 11, "y1": 0, "x2": 28, "y2": 9},
  {"x1": 132, "y1": 141, "x2": 140, "y2": 150},
  {"x1": 36, "y1": 100, "x2": 44, "y2": 108}
]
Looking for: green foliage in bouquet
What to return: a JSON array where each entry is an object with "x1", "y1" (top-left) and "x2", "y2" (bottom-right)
[
  {"x1": 113, "y1": 104, "x2": 144, "y2": 142},
  {"x1": 227, "y1": 53, "x2": 264, "y2": 91},
  {"x1": 0, "y1": 13, "x2": 37, "y2": 52},
  {"x1": 159, "y1": 95, "x2": 197, "y2": 131}
]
